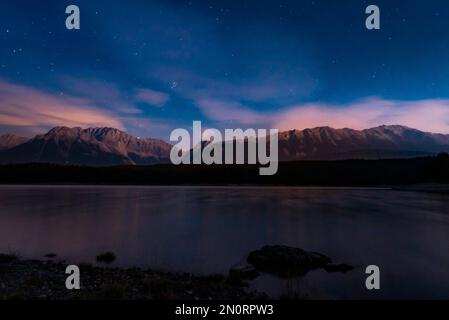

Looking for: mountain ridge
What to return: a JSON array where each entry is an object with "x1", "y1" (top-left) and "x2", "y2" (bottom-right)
[
  {"x1": 0, "y1": 126, "x2": 172, "y2": 165},
  {"x1": 277, "y1": 125, "x2": 449, "y2": 160},
  {"x1": 1, "y1": 125, "x2": 449, "y2": 165},
  {"x1": 0, "y1": 134, "x2": 29, "y2": 151}
]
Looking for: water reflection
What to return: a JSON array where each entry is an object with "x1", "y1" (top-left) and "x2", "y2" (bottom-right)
[{"x1": 0, "y1": 185, "x2": 448, "y2": 299}]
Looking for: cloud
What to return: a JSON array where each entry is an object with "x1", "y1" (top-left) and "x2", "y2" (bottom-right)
[
  {"x1": 195, "y1": 96, "x2": 449, "y2": 134},
  {"x1": 120, "y1": 116, "x2": 177, "y2": 137},
  {"x1": 151, "y1": 66, "x2": 316, "y2": 104},
  {"x1": 0, "y1": 80, "x2": 124, "y2": 135},
  {"x1": 274, "y1": 98, "x2": 449, "y2": 133},
  {"x1": 196, "y1": 99, "x2": 267, "y2": 125},
  {"x1": 61, "y1": 77, "x2": 143, "y2": 114},
  {"x1": 135, "y1": 88, "x2": 170, "y2": 107}
]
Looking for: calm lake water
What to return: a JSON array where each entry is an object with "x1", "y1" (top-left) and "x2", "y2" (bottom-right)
[{"x1": 0, "y1": 185, "x2": 448, "y2": 299}]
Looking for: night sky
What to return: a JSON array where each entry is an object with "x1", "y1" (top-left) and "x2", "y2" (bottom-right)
[{"x1": 1, "y1": 0, "x2": 449, "y2": 138}]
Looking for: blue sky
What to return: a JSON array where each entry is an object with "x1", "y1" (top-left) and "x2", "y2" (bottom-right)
[{"x1": 1, "y1": 0, "x2": 449, "y2": 138}]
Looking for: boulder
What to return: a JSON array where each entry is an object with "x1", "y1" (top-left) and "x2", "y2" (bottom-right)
[
  {"x1": 229, "y1": 264, "x2": 260, "y2": 280},
  {"x1": 247, "y1": 245, "x2": 331, "y2": 277}
]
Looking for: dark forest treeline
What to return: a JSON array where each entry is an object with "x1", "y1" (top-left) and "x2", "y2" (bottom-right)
[{"x1": 0, "y1": 154, "x2": 449, "y2": 186}]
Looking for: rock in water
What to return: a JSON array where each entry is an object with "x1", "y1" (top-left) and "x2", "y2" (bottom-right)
[
  {"x1": 229, "y1": 264, "x2": 260, "y2": 280},
  {"x1": 247, "y1": 245, "x2": 331, "y2": 277}
]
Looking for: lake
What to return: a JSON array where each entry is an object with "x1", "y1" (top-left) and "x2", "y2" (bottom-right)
[{"x1": 0, "y1": 185, "x2": 448, "y2": 299}]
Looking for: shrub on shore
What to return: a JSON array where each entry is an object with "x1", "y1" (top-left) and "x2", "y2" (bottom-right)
[
  {"x1": 96, "y1": 252, "x2": 116, "y2": 263},
  {"x1": 0, "y1": 253, "x2": 18, "y2": 263}
]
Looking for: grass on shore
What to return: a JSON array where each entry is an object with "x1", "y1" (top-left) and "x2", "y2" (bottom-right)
[
  {"x1": 0, "y1": 253, "x2": 18, "y2": 263},
  {"x1": 96, "y1": 252, "x2": 116, "y2": 263}
]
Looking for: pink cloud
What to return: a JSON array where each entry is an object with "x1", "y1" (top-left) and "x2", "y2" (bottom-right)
[
  {"x1": 195, "y1": 97, "x2": 449, "y2": 134},
  {"x1": 274, "y1": 98, "x2": 449, "y2": 133},
  {"x1": 0, "y1": 80, "x2": 124, "y2": 134},
  {"x1": 135, "y1": 88, "x2": 170, "y2": 107}
]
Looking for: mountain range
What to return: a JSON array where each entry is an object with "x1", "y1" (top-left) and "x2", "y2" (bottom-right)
[
  {"x1": 277, "y1": 125, "x2": 449, "y2": 160},
  {"x1": 0, "y1": 127, "x2": 172, "y2": 165},
  {"x1": 0, "y1": 125, "x2": 449, "y2": 165}
]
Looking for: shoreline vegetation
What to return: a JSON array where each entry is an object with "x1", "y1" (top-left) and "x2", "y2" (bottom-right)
[
  {"x1": 0, "y1": 253, "x2": 265, "y2": 300},
  {"x1": 0, "y1": 246, "x2": 354, "y2": 300},
  {"x1": 0, "y1": 155, "x2": 448, "y2": 187}
]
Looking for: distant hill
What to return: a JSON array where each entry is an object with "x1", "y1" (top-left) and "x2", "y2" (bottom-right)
[
  {"x1": 0, "y1": 127, "x2": 172, "y2": 165},
  {"x1": 1, "y1": 125, "x2": 449, "y2": 165},
  {"x1": 0, "y1": 134, "x2": 29, "y2": 151}
]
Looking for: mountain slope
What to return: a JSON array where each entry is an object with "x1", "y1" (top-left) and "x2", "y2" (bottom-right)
[
  {"x1": 1, "y1": 125, "x2": 449, "y2": 165},
  {"x1": 0, "y1": 134, "x2": 29, "y2": 151},
  {"x1": 277, "y1": 125, "x2": 449, "y2": 160},
  {"x1": 0, "y1": 127, "x2": 172, "y2": 165}
]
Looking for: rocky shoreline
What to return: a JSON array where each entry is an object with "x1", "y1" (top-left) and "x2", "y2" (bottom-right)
[
  {"x1": 0, "y1": 255, "x2": 265, "y2": 300},
  {"x1": 0, "y1": 246, "x2": 354, "y2": 300}
]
